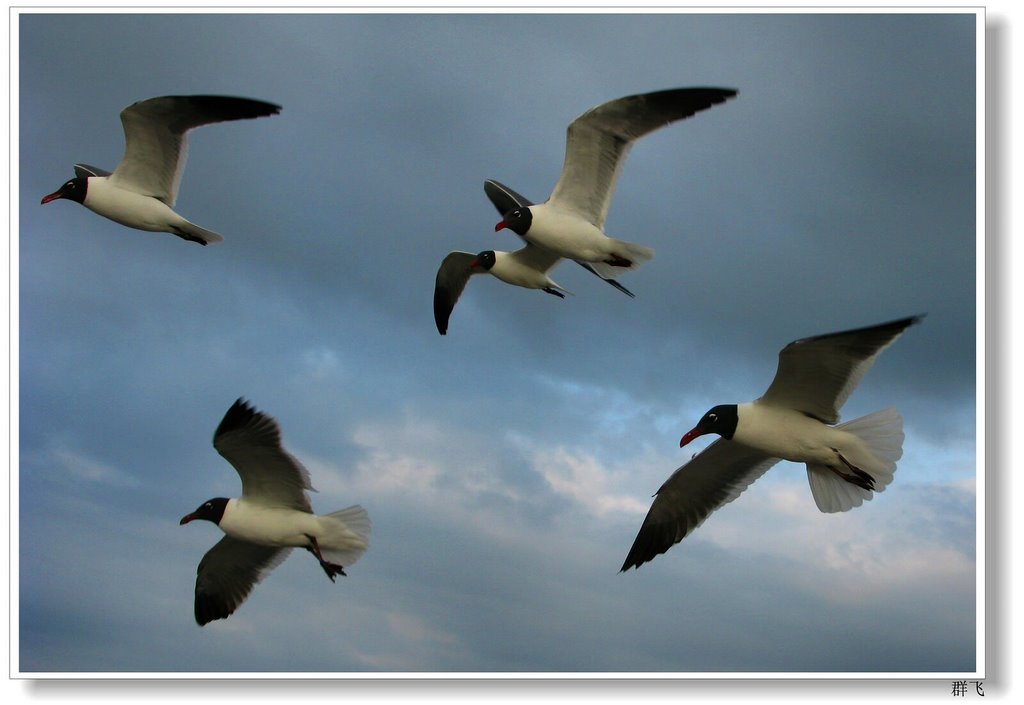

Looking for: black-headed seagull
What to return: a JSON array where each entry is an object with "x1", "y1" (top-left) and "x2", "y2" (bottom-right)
[
  {"x1": 621, "y1": 315, "x2": 923, "y2": 572},
  {"x1": 433, "y1": 246, "x2": 570, "y2": 335},
  {"x1": 41, "y1": 95, "x2": 281, "y2": 245},
  {"x1": 180, "y1": 399, "x2": 370, "y2": 626},
  {"x1": 492, "y1": 87, "x2": 737, "y2": 278}
]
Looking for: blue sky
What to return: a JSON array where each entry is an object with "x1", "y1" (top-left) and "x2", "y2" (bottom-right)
[{"x1": 12, "y1": 7, "x2": 983, "y2": 685}]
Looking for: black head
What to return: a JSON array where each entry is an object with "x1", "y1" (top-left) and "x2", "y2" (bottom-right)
[
  {"x1": 180, "y1": 497, "x2": 229, "y2": 526},
  {"x1": 470, "y1": 250, "x2": 497, "y2": 271},
  {"x1": 680, "y1": 404, "x2": 739, "y2": 447},
  {"x1": 494, "y1": 207, "x2": 532, "y2": 236},
  {"x1": 41, "y1": 177, "x2": 88, "y2": 205}
]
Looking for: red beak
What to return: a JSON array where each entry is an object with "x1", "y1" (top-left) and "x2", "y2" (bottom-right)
[
  {"x1": 679, "y1": 428, "x2": 705, "y2": 448},
  {"x1": 41, "y1": 191, "x2": 63, "y2": 204},
  {"x1": 179, "y1": 513, "x2": 197, "y2": 525},
  {"x1": 494, "y1": 220, "x2": 507, "y2": 232}
]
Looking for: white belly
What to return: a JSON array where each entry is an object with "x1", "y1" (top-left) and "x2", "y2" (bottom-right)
[
  {"x1": 735, "y1": 403, "x2": 854, "y2": 465},
  {"x1": 524, "y1": 204, "x2": 612, "y2": 261},
  {"x1": 84, "y1": 177, "x2": 185, "y2": 233},
  {"x1": 218, "y1": 499, "x2": 319, "y2": 548},
  {"x1": 489, "y1": 253, "x2": 553, "y2": 289}
]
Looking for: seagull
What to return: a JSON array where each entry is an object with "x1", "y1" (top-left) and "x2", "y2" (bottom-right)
[
  {"x1": 180, "y1": 399, "x2": 370, "y2": 626},
  {"x1": 433, "y1": 246, "x2": 570, "y2": 335},
  {"x1": 41, "y1": 94, "x2": 281, "y2": 245},
  {"x1": 621, "y1": 315, "x2": 923, "y2": 572},
  {"x1": 491, "y1": 87, "x2": 737, "y2": 278}
]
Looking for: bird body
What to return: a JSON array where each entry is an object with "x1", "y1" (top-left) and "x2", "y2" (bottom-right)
[
  {"x1": 507, "y1": 202, "x2": 654, "y2": 276},
  {"x1": 214, "y1": 498, "x2": 362, "y2": 552},
  {"x1": 64, "y1": 176, "x2": 224, "y2": 243},
  {"x1": 486, "y1": 248, "x2": 569, "y2": 292},
  {"x1": 731, "y1": 402, "x2": 870, "y2": 467}
]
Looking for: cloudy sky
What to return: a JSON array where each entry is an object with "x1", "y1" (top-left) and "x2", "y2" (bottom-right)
[{"x1": 13, "y1": 8, "x2": 981, "y2": 682}]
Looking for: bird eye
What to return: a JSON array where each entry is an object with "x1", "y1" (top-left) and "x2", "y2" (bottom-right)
[{"x1": 708, "y1": 413, "x2": 717, "y2": 422}]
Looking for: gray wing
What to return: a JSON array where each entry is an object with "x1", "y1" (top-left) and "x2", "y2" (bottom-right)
[
  {"x1": 548, "y1": 88, "x2": 737, "y2": 228},
  {"x1": 621, "y1": 439, "x2": 780, "y2": 571},
  {"x1": 506, "y1": 241, "x2": 563, "y2": 274},
  {"x1": 193, "y1": 535, "x2": 291, "y2": 626},
  {"x1": 212, "y1": 398, "x2": 314, "y2": 510},
  {"x1": 434, "y1": 251, "x2": 483, "y2": 335},
  {"x1": 74, "y1": 163, "x2": 112, "y2": 178},
  {"x1": 483, "y1": 178, "x2": 534, "y2": 215},
  {"x1": 110, "y1": 95, "x2": 281, "y2": 205},
  {"x1": 483, "y1": 179, "x2": 636, "y2": 298},
  {"x1": 757, "y1": 315, "x2": 924, "y2": 424}
]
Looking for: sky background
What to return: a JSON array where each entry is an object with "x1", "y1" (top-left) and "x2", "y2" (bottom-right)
[{"x1": 13, "y1": 9, "x2": 981, "y2": 680}]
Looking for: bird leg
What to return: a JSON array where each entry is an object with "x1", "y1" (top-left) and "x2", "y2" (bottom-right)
[
  {"x1": 304, "y1": 534, "x2": 346, "y2": 582},
  {"x1": 828, "y1": 451, "x2": 876, "y2": 491},
  {"x1": 603, "y1": 254, "x2": 633, "y2": 268}
]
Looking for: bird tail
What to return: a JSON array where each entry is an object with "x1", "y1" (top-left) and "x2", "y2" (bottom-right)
[
  {"x1": 316, "y1": 505, "x2": 371, "y2": 567},
  {"x1": 172, "y1": 220, "x2": 225, "y2": 245},
  {"x1": 587, "y1": 239, "x2": 655, "y2": 279},
  {"x1": 806, "y1": 408, "x2": 904, "y2": 513}
]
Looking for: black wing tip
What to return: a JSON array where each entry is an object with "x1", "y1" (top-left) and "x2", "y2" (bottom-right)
[
  {"x1": 188, "y1": 95, "x2": 282, "y2": 118},
  {"x1": 433, "y1": 285, "x2": 452, "y2": 335},
  {"x1": 640, "y1": 86, "x2": 739, "y2": 103},
  {"x1": 483, "y1": 178, "x2": 534, "y2": 213},
  {"x1": 799, "y1": 313, "x2": 927, "y2": 346},
  {"x1": 136, "y1": 94, "x2": 283, "y2": 118},
  {"x1": 194, "y1": 597, "x2": 233, "y2": 626},
  {"x1": 602, "y1": 274, "x2": 634, "y2": 297},
  {"x1": 214, "y1": 397, "x2": 260, "y2": 439},
  {"x1": 619, "y1": 541, "x2": 665, "y2": 573}
]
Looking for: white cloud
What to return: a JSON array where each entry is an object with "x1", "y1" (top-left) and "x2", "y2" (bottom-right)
[
  {"x1": 35, "y1": 445, "x2": 140, "y2": 487},
  {"x1": 527, "y1": 444, "x2": 650, "y2": 519},
  {"x1": 697, "y1": 472, "x2": 976, "y2": 604}
]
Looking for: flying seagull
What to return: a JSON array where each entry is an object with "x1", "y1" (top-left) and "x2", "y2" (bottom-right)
[
  {"x1": 621, "y1": 315, "x2": 923, "y2": 572},
  {"x1": 41, "y1": 94, "x2": 281, "y2": 245},
  {"x1": 180, "y1": 399, "x2": 370, "y2": 625},
  {"x1": 491, "y1": 87, "x2": 737, "y2": 278},
  {"x1": 433, "y1": 246, "x2": 570, "y2": 335}
]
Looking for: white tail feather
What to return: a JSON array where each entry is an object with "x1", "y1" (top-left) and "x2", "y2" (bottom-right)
[
  {"x1": 317, "y1": 504, "x2": 371, "y2": 566},
  {"x1": 806, "y1": 408, "x2": 904, "y2": 513},
  {"x1": 587, "y1": 239, "x2": 655, "y2": 278}
]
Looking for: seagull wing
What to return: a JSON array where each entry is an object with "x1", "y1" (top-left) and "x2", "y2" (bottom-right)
[
  {"x1": 757, "y1": 315, "x2": 924, "y2": 424},
  {"x1": 548, "y1": 87, "x2": 737, "y2": 228},
  {"x1": 110, "y1": 95, "x2": 281, "y2": 205},
  {"x1": 74, "y1": 163, "x2": 112, "y2": 178},
  {"x1": 212, "y1": 398, "x2": 313, "y2": 511},
  {"x1": 621, "y1": 439, "x2": 780, "y2": 571},
  {"x1": 505, "y1": 241, "x2": 563, "y2": 275},
  {"x1": 434, "y1": 251, "x2": 484, "y2": 335},
  {"x1": 484, "y1": 178, "x2": 534, "y2": 214},
  {"x1": 193, "y1": 536, "x2": 291, "y2": 626}
]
